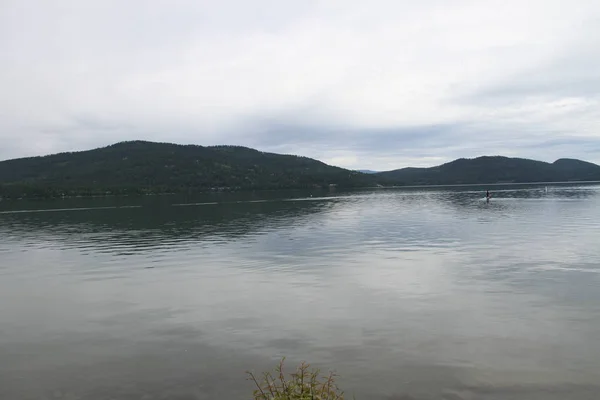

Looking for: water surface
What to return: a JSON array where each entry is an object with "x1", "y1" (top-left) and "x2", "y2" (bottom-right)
[{"x1": 1, "y1": 184, "x2": 599, "y2": 399}]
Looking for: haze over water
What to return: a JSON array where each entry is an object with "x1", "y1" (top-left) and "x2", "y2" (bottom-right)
[{"x1": 1, "y1": 184, "x2": 600, "y2": 400}]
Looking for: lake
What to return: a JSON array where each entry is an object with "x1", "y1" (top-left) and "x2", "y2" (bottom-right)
[{"x1": 1, "y1": 184, "x2": 600, "y2": 400}]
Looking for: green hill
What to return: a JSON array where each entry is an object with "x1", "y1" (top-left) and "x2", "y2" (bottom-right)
[
  {"x1": 0, "y1": 141, "x2": 374, "y2": 198},
  {"x1": 375, "y1": 156, "x2": 600, "y2": 185},
  {"x1": 1, "y1": 143, "x2": 599, "y2": 199}
]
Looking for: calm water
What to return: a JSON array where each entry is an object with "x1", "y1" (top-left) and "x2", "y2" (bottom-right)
[{"x1": 1, "y1": 184, "x2": 600, "y2": 400}]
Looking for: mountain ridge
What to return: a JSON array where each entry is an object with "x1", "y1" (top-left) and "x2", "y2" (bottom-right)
[
  {"x1": 0, "y1": 141, "x2": 372, "y2": 198},
  {"x1": 1, "y1": 141, "x2": 599, "y2": 199},
  {"x1": 376, "y1": 155, "x2": 600, "y2": 185}
]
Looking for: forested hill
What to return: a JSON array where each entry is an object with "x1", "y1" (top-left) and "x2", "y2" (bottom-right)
[
  {"x1": 1, "y1": 142, "x2": 599, "y2": 199},
  {"x1": 375, "y1": 156, "x2": 600, "y2": 185},
  {"x1": 0, "y1": 141, "x2": 374, "y2": 198}
]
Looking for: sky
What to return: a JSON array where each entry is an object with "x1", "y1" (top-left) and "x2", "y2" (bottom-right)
[{"x1": 1, "y1": 0, "x2": 599, "y2": 171}]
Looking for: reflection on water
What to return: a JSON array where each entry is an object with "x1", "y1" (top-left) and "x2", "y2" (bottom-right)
[{"x1": 1, "y1": 184, "x2": 600, "y2": 399}]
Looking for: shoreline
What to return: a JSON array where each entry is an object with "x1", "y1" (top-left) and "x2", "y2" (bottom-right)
[{"x1": 1, "y1": 180, "x2": 599, "y2": 202}]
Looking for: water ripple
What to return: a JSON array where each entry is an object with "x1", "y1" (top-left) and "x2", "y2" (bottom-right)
[{"x1": 1, "y1": 184, "x2": 600, "y2": 399}]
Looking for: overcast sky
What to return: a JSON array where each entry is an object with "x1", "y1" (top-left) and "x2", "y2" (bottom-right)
[{"x1": 1, "y1": 0, "x2": 599, "y2": 170}]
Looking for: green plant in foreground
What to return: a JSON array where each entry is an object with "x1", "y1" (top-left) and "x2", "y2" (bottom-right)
[{"x1": 247, "y1": 358, "x2": 346, "y2": 400}]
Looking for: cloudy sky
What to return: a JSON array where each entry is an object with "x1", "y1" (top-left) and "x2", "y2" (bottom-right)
[{"x1": 1, "y1": 0, "x2": 599, "y2": 170}]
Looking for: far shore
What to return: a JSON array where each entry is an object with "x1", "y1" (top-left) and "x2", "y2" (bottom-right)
[{"x1": 2, "y1": 180, "x2": 600, "y2": 202}]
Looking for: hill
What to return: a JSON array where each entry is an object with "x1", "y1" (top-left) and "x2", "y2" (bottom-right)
[
  {"x1": 0, "y1": 141, "x2": 374, "y2": 198},
  {"x1": 375, "y1": 156, "x2": 600, "y2": 185},
  {"x1": 1, "y1": 144, "x2": 599, "y2": 199}
]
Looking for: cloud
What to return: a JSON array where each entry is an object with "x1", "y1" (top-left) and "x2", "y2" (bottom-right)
[{"x1": 1, "y1": 0, "x2": 599, "y2": 169}]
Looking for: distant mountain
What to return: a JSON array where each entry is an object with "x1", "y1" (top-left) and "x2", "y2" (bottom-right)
[
  {"x1": 356, "y1": 169, "x2": 379, "y2": 174},
  {"x1": 375, "y1": 156, "x2": 600, "y2": 185},
  {"x1": 1, "y1": 143, "x2": 598, "y2": 199},
  {"x1": 0, "y1": 141, "x2": 374, "y2": 198}
]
